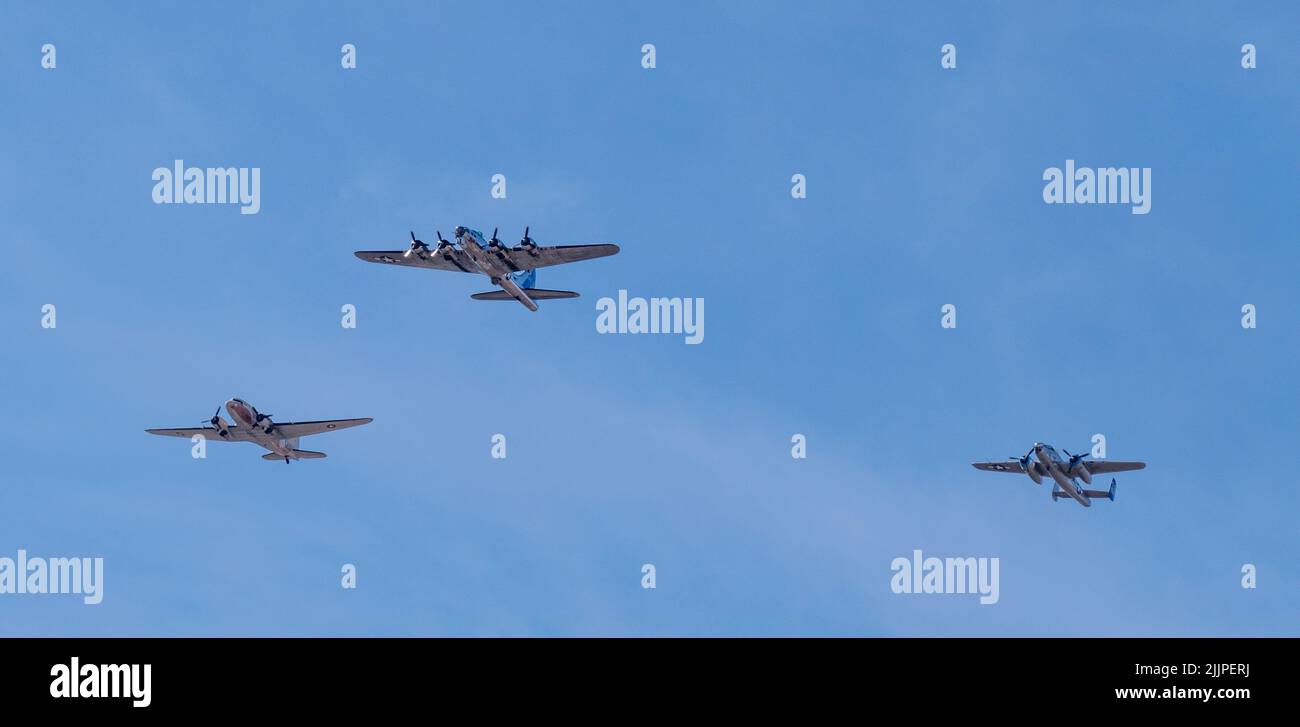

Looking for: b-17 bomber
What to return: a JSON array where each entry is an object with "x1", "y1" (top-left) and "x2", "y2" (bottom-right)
[{"x1": 355, "y1": 225, "x2": 619, "y2": 312}]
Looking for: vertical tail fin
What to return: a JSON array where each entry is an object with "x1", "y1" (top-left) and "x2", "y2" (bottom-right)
[
  {"x1": 510, "y1": 268, "x2": 536, "y2": 289},
  {"x1": 1081, "y1": 479, "x2": 1119, "y2": 502}
]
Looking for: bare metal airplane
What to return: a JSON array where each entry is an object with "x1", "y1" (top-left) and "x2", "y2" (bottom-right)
[
  {"x1": 354, "y1": 226, "x2": 619, "y2": 311},
  {"x1": 146, "y1": 398, "x2": 372, "y2": 463},
  {"x1": 972, "y1": 442, "x2": 1146, "y2": 507}
]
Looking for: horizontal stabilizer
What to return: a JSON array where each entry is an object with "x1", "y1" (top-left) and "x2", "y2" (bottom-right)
[
  {"x1": 1083, "y1": 479, "x2": 1117, "y2": 501},
  {"x1": 471, "y1": 288, "x2": 579, "y2": 301},
  {"x1": 262, "y1": 449, "x2": 327, "y2": 461}
]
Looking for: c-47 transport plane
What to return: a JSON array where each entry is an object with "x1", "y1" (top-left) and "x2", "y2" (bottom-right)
[
  {"x1": 972, "y1": 442, "x2": 1146, "y2": 507},
  {"x1": 146, "y1": 398, "x2": 372, "y2": 463},
  {"x1": 354, "y1": 226, "x2": 619, "y2": 311}
]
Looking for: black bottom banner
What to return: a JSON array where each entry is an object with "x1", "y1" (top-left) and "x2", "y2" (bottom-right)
[{"x1": 0, "y1": 637, "x2": 1283, "y2": 715}]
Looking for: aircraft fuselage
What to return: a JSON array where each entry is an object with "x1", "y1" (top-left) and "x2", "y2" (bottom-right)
[
  {"x1": 225, "y1": 398, "x2": 297, "y2": 458},
  {"x1": 1034, "y1": 443, "x2": 1090, "y2": 507},
  {"x1": 453, "y1": 227, "x2": 538, "y2": 311}
]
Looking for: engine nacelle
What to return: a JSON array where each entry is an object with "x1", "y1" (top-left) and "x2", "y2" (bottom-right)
[
  {"x1": 1025, "y1": 463, "x2": 1043, "y2": 485},
  {"x1": 210, "y1": 415, "x2": 231, "y2": 438},
  {"x1": 1073, "y1": 462, "x2": 1092, "y2": 485}
]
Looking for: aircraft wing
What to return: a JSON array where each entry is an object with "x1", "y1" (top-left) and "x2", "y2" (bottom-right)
[
  {"x1": 145, "y1": 426, "x2": 253, "y2": 442},
  {"x1": 1083, "y1": 460, "x2": 1146, "y2": 474},
  {"x1": 354, "y1": 249, "x2": 477, "y2": 273},
  {"x1": 500, "y1": 244, "x2": 619, "y2": 270},
  {"x1": 268, "y1": 417, "x2": 373, "y2": 439},
  {"x1": 971, "y1": 461, "x2": 1026, "y2": 473}
]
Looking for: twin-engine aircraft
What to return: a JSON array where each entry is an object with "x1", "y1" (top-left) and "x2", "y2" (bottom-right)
[
  {"x1": 972, "y1": 442, "x2": 1146, "y2": 507},
  {"x1": 146, "y1": 398, "x2": 372, "y2": 463},
  {"x1": 354, "y1": 226, "x2": 619, "y2": 312}
]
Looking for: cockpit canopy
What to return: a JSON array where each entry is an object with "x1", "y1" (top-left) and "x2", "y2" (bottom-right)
[{"x1": 454, "y1": 226, "x2": 487, "y2": 244}]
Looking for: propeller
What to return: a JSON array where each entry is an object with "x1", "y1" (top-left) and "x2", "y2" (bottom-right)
[
  {"x1": 205, "y1": 407, "x2": 230, "y2": 437},
  {"x1": 519, "y1": 226, "x2": 536, "y2": 250},
  {"x1": 435, "y1": 230, "x2": 452, "y2": 250},
  {"x1": 488, "y1": 227, "x2": 505, "y2": 251},
  {"x1": 1063, "y1": 449, "x2": 1089, "y2": 465},
  {"x1": 405, "y1": 230, "x2": 431, "y2": 257},
  {"x1": 1011, "y1": 446, "x2": 1036, "y2": 470}
]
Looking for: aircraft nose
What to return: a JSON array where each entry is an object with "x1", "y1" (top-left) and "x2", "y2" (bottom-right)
[{"x1": 225, "y1": 399, "x2": 246, "y2": 422}]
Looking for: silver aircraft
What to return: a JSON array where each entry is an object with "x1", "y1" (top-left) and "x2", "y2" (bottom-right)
[
  {"x1": 972, "y1": 442, "x2": 1146, "y2": 507},
  {"x1": 354, "y1": 226, "x2": 619, "y2": 312},
  {"x1": 146, "y1": 397, "x2": 372, "y2": 463}
]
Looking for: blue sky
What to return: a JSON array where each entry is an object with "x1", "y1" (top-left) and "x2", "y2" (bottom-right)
[{"x1": 0, "y1": 2, "x2": 1296, "y2": 635}]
